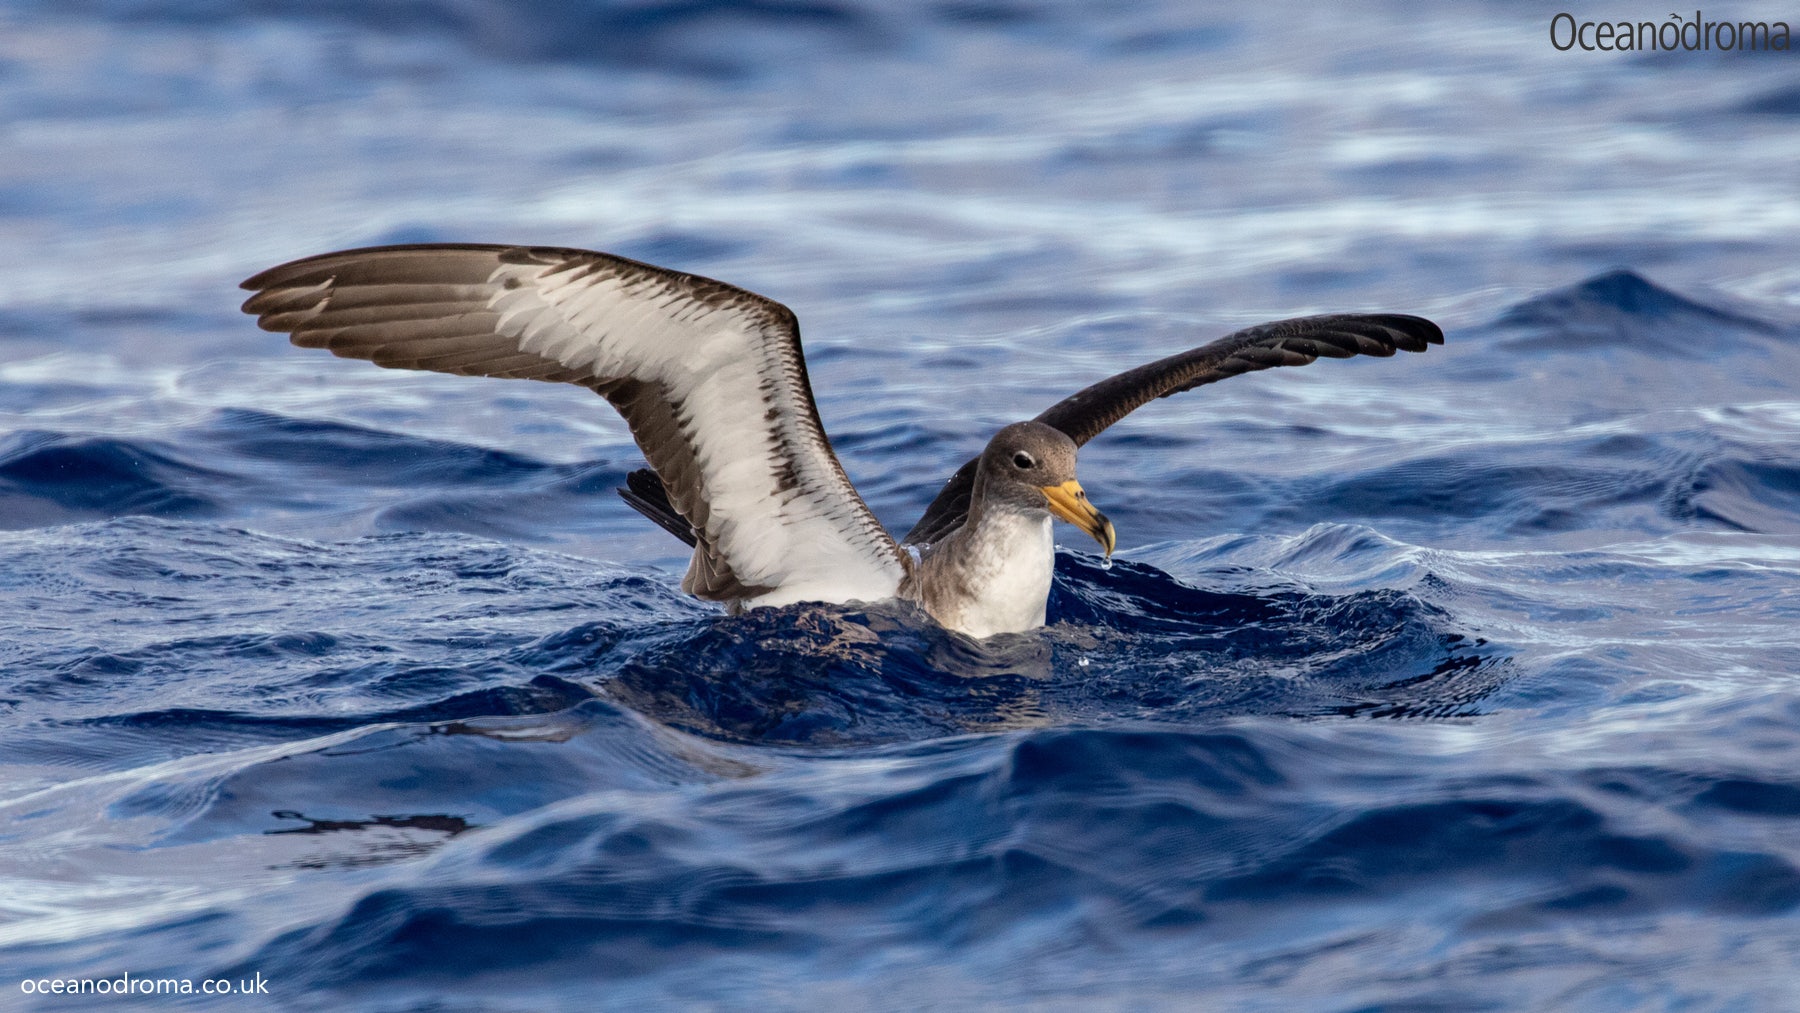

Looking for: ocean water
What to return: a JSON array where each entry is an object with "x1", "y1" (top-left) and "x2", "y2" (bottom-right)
[{"x1": 4, "y1": 1, "x2": 1800, "y2": 1009}]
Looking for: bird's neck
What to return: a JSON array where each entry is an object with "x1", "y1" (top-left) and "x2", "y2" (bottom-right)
[
  {"x1": 963, "y1": 467, "x2": 1015, "y2": 530},
  {"x1": 919, "y1": 497, "x2": 1056, "y2": 638}
]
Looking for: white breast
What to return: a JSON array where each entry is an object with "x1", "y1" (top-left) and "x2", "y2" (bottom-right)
[{"x1": 929, "y1": 511, "x2": 1055, "y2": 638}]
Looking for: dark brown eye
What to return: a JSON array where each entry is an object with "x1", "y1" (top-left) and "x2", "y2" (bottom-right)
[{"x1": 1012, "y1": 452, "x2": 1035, "y2": 469}]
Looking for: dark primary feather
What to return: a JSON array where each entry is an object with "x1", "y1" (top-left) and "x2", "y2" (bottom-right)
[
  {"x1": 899, "y1": 313, "x2": 1443, "y2": 546},
  {"x1": 619, "y1": 467, "x2": 698, "y2": 547}
]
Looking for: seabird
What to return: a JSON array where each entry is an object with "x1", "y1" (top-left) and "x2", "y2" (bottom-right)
[{"x1": 242, "y1": 244, "x2": 1441, "y2": 638}]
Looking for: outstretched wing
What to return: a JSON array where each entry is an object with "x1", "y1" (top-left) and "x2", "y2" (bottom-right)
[
  {"x1": 901, "y1": 313, "x2": 1444, "y2": 546},
  {"x1": 242, "y1": 243, "x2": 907, "y2": 606}
]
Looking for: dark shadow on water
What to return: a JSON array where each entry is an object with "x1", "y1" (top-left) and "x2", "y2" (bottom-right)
[
  {"x1": 265, "y1": 811, "x2": 475, "y2": 871},
  {"x1": 268, "y1": 811, "x2": 473, "y2": 837}
]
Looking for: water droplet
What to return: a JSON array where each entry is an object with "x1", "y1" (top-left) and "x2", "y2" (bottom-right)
[
  {"x1": 1099, "y1": 557, "x2": 1113, "y2": 571},
  {"x1": 1078, "y1": 656, "x2": 1090, "y2": 667}
]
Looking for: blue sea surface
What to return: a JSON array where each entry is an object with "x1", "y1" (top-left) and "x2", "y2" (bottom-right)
[{"x1": 3, "y1": 2, "x2": 1800, "y2": 1009}]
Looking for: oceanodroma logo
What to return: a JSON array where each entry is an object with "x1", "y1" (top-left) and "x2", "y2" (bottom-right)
[
  {"x1": 1551, "y1": 10, "x2": 1792, "y2": 50},
  {"x1": 19, "y1": 971, "x2": 270, "y2": 997}
]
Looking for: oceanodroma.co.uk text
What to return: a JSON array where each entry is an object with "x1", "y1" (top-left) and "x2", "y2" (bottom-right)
[{"x1": 19, "y1": 971, "x2": 270, "y2": 997}]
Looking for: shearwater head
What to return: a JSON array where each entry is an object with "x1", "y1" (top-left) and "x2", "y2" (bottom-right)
[{"x1": 972, "y1": 421, "x2": 1116, "y2": 556}]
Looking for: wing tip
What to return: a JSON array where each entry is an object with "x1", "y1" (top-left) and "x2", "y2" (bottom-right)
[
  {"x1": 1392, "y1": 313, "x2": 1446, "y2": 348},
  {"x1": 1356, "y1": 314, "x2": 1445, "y2": 353}
]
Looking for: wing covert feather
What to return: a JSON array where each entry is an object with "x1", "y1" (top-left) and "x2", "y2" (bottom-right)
[{"x1": 243, "y1": 243, "x2": 906, "y2": 607}]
